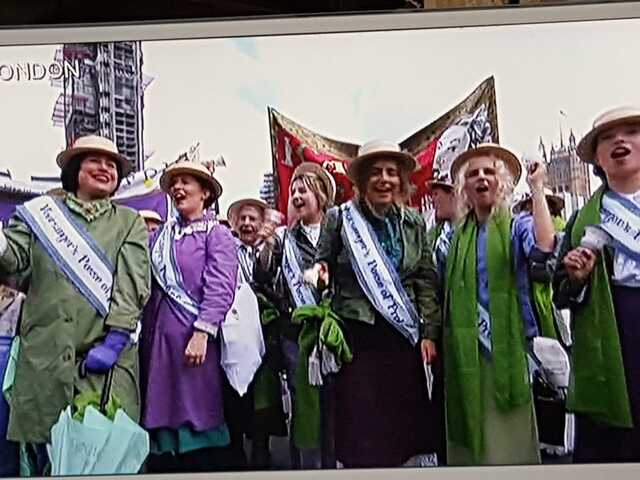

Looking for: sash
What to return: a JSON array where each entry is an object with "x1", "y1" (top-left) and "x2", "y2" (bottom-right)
[
  {"x1": 601, "y1": 191, "x2": 640, "y2": 263},
  {"x1": 340, "y1": 201, "x2": 420, "y2": 345},
  {"x1": 477, "y1": 301, "x2": 492, "y2": 355},
  {"x1": 16, "y1": 196, "x2": 113, "y2": 317},
  {"x1": 282, "y1": 232, "x2": 317, "y2": 308},
  {"x1": 151, "y1": 220, "x2": 199, "y2": 318},
  {"x1": 237, "y1": 245, "x2": 255, "y2": 284}
]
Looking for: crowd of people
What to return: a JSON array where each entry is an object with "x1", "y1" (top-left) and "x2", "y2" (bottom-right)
[{"x1": 1, "y1": 104, "x2": 639, "y2": 475}]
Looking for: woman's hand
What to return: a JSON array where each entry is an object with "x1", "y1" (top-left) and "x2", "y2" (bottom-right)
[
  {"x1": 185, "y1": 331, "x2": 208, "y2": 367},
  {"x1": 563, "y1": 247, "x2": 597, "y2": 284},
  {"x1": 420, "y1": 339, "x2": 438, "y2": 364},
  {"x1": 303, "y1": 262, "x2": 329, "y2": 289}
]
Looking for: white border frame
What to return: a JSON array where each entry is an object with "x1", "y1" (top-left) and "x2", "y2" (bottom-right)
[{"x1": 2, "y1": 2, "x2": 640, "y2": 479}]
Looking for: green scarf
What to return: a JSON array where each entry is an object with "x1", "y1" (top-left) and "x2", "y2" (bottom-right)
[
  {"x1": 567, "y1": 187, "x2": 633, "y2": 427},
  {"x1": 290, "y1": 303, "x2": 352, "y2": 449},
  {"x1": 445, "y1": 210, "x2": 530, "y2": 462}
]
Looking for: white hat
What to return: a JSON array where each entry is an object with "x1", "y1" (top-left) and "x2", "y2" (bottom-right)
[
  {"x1": 347, "y1": 139, "x2": 416, "y2": 184},
  {"x1": 451, "y1": 143, "x2": 522, "y2": 184},
  {"x1": 159, "y1": 160, "x2": 223, "y2": 201},
  {"x1": 577, "y1": 106, "x2": 640, "y2": 163},
  {"x1": 56, "y1": 135, "x2": 131, "y2": 175}
]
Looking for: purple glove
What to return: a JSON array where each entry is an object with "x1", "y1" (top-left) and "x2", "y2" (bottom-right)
[{"x1": 83, "y1": 329, "x2": 130, "y2": 374}]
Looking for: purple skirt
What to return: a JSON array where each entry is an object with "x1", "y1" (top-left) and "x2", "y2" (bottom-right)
[
  {"x1": 574, "y1": 285, "x2": 640, "y2": 463},
  {"x1": 334, "y1": 317, "x2": 445, "y2": 468}
]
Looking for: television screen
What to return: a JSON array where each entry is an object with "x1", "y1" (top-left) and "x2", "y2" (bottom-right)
[{"x1": 0, "y1": 2, "x2": 639, "y2": 479}]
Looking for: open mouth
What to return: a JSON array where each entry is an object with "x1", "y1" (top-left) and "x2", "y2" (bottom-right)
[
  {"x1": 173, "y1": 191, "x2": 186, "y2": 202},
  {"x1": 292, "y1": 199, "x2": 305, "y2": 209},
  {"x1": 476, "y1": 185, "x2": 489, "y2": 194},
  {"x1": 611, "y1": 146, "x2": 631, "y2": 160},
  {"x1": 92, "y1": 174, "x2": 110, "y2": 183}
]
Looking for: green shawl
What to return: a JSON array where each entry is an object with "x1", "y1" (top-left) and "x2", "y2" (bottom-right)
[
  {"x1": 291, "y1": 303, "x2": 352, "y2": 449},
  {"x1": 567, "y1": 187, "x2": 633, "y2": 427},
  {"x1": 445, "y1": 210, "x2": 530, "y2": 462}
]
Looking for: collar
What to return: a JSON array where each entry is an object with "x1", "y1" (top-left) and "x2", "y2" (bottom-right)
[{"x1": 64, "y1": 193, "x2": 112, "y2": 222}]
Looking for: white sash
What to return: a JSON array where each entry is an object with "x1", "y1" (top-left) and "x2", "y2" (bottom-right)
[
  {"x1": 16, "y1": 196, "x2": 113, "y2": 317},
  {"x1": 340, "y1": 201, "x2": 421, "y2": 345},
  {"x1": 150, "y1": 220, "x2": 199, "y2": 318},
  {"x1": 477, "y1": 302, "x2": 492, "y2": 355},
  {"x1": 601, "y1": 191, "x2": 640, "y2": 263},
  {"x1": 282, "y1": 232, "x2": 317, "y2": 308}
]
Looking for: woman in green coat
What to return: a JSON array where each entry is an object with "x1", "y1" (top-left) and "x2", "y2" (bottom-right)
[{"x1": 0, "y1": 135, "x2": 151, "y2": 476}]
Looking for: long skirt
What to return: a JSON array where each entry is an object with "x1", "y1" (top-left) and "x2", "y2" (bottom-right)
[
  {"x1": 334, "y1": 317, "x2": 445, "y2": 468},
  {"x1": 446, "y1": 355, "x2": 541, "y2": 466},
  {"x1": 573, "y1": 285, "x2": 640, "y2": 463}
]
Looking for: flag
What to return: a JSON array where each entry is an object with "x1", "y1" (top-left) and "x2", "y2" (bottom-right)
[
  {"x1": 269, "y1": 76, "x2": 499, "y2": 212},
  {"x1": 400, "y1": 76, "x2": 498, "y2": 206},
  {"x1": 269, "y1": 108, "x2": 358, "y2": 219}
]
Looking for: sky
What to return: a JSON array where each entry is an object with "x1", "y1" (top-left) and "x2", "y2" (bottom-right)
[{"x1": 1, "y1": 16, "x2": 640, "y2": 211}]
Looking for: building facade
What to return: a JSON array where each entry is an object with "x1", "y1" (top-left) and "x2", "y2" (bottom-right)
[
  {"x1": 51, "y1": 42, "x2": 151, "y2": 172},
  {"x1": 539, "y1": 130, "x2": 591, "y2": 219}
]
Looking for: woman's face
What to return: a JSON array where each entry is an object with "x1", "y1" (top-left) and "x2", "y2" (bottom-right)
[
  {"x1": 595, "y1": 121, "x2": 640, "y2": 182},
  {"x1": 463, "y1": 155, "x2": 499, "y2": 211},
  {"x1": 76, "y1": 154, "x2": 119, "y2": 200},
  {"x1": 169, "y1": 173, "x2": 210, "y2": 218},
  {"x1": 235, "y1": 205, "x2": 263, "y2": 246},
  {"x1": 364, "y1": 159, "x2": 402, "y2": 209},
  {"x1": 430, "y1": 186, "x2": 457, "y2": 222},
  {"x1": 290, "y1": 178, "x2": 321, "y2": 224}
]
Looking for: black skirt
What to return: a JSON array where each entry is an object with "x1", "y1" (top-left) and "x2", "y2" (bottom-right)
[
  {"x1": 334, "y1": 316, "x2": 445, "y2": 468},
  {"x1": 574, "y1": 285, "x2": 640, "y2": 463}
]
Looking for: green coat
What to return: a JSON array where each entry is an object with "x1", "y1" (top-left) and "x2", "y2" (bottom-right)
[
  {"x1": 315, "y1": 203, "x2": 441, "y2": 340},
  {"x1": 0, "y1": 195, "x2": 151, "y2": 443}
]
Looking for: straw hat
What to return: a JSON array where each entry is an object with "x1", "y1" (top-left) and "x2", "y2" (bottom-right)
[
  {"x1": 291, "y1": 162, "x2": 336, "y2": 205},
  {"x1": 427, "y1": 170, "x2": 454, "y2": 192},
  {"x1": 347, "y1": 140, "x2": 416, "y2": 184},
  {"x1": 450, "y1": 143, "x2": 522, "y2": 184},
  {"x1": 515, "y1": 187, "x2": 565, "y2": 213},
  {"x1": 56, "y1": 135, "x2": 132, "y2": 176},
  {"x1": 227, "y1": 198, "x2": 268, "y2": 225},
  {"x1": 159, "y1": 160, "x2": 223, "y2": 201},
  {"x1": 139, "y1": 209, "x2": 163, "y2": 224},
  {"x1": 577, "y1": 106, "x2": 640, "y2": 163}
]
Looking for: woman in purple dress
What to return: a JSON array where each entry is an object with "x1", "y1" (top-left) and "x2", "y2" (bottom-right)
[{"x1": 140, "y1": 160, "x2": 239, "y2": 473}]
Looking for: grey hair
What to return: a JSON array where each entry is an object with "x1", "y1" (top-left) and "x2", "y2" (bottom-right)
[{"x1": 454, "y1": 154, "x2": 515, "y2": 220}]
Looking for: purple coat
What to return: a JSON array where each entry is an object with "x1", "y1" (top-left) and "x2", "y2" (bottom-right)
[{"x1": 140, "y1": 214, "x2": 238, "y2": 432}]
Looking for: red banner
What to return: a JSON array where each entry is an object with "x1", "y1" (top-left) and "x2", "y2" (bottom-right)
[{"x1": 269, "y1": 76, "x2": 498, "y2": 215}]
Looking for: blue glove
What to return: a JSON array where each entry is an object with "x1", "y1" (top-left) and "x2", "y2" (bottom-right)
[{"x1": 83, "y1": 329, "x2": 130, "y2": 374}]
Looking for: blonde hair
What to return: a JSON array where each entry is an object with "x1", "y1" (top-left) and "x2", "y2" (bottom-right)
[
  {"x1": 290, "y1": 172, "x2": 331, "y2": 212},
  {"x1": 454, "y1": 154, "x2": 515, "y2": 220}
]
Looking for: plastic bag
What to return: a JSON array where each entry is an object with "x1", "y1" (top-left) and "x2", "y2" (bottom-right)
[{"x1": 220, "y1": 278, "x2": 265, "y2": 396}]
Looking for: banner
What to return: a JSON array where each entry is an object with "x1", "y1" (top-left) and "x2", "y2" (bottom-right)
[
  {"x1": 269, "y1": 76, "x2": 498, "y2": 213},
  {"x1": 269, "y1": 107, "x2": 358, "y2": 218},
  {"x1": 401, "y1": 76, "x2": 498, "y2": 206}
]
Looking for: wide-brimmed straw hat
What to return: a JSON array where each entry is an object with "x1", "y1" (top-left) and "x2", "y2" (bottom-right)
[
  {"x1": 227, "y1": 198, "x2": 268, "y2": 224},
  {"x1": 159, "y1": 160, "x2": 223, "y2": 201},
  {"x1": 56, "y1": 135, "x2": 132, "y2": 176},
  {"x1": 577, "y1": 106, "x2": 640, "y2": 164},
  {"x1": 450, "y1": 143, "x2": 522, "y2": 184},
  {"x1": 291, "y1": 162, "x2": 336, "y2": 205},
  {"x1": 139, "y1": 209, "x2": 163, "y2": 224},
  {"x1": 347, "y1": 139, "x2": 416, "y2": 184},
  {"x1": 515, "y1": 187, "x2": 565, "y2": 213},
  {"x1": 427, "y1": 170, "x2": 454, "y2": 192}
]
